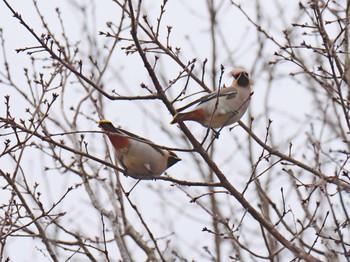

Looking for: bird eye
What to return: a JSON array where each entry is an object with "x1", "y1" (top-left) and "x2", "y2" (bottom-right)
[{"x1": 232, "y1": 71, "x2": 249, "y2": 79}]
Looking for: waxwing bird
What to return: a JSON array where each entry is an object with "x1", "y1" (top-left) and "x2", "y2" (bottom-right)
[
  {"x1": 98, "y1": 120, "x2": 181, "y2": 180},
  {"x1": 170, "y1": 69, "x2": 252, "y2": 129}
]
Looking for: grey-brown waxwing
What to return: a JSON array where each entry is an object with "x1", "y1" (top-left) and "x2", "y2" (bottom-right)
[
  {"x1": 99, "y1": 120, "x2": 181, "y2": 179},
  {"x1": 170, "y1": 69, "x2": 252, "y2": 129}
]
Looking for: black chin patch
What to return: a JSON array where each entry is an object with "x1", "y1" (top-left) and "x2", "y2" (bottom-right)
[{"x1": 237, "y1": 73, "x2": 249, "y2": 87}]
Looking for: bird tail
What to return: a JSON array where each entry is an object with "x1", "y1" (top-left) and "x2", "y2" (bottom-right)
[
  {"x1": 98, "y1": 119, "x2": 121, "y2": 133},
  {"x1": 170, "y1": 113, "x2": 184, "y2": 125},
  {"x1": 167, "y1": 151, "x2": 181, "y2": 167},
  {"x1": 167, "y1": 155, "x2": 181, "y2": 167}
]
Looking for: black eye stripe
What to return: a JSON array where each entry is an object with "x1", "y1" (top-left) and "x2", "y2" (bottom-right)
[{"x1": 233, "y1": 72, "x2": 248, "y2": 79}]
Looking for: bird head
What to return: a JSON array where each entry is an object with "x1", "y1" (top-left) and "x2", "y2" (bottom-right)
[{"x1": 230, "y1": 69, "x2": 250, "y2": 87}]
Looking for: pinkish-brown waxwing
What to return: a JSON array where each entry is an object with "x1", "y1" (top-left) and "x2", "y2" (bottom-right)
[
  {"x1": 170, "y1": 69, "x2": 252, "y2": 129},
  {"x1": 99, "y1": 120, "x2": 181, "y2": 180}
]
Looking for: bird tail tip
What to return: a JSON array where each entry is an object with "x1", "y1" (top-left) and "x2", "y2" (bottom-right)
[
  {"x1": 98, "y1": 119, "x2": 111, "y2": 126},
  {"x1": 170, "y1": 113, "x2": 179, "y2": 125},
  {"x1": 98, "y1": 120, "x2": 117, "y2": 132}
]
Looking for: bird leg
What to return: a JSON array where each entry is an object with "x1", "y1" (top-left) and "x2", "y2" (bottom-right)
[
  {"x1": 125, "y1": 179, "x2": 141, "y2": 196},
  {"x1": 200, "y1": 127, "x2": 209, "y2": 145}
]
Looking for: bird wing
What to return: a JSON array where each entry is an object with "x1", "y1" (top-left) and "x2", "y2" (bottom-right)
[
  {"x1": 176, "y1": 88, "x2": 237, "y2": 112},
  {"x1": 99, "y1": 120, "x2": 165, "y2": 156},
  {"x1": 117, "y1": 128, "x2": 166, "y2": 156},
  {"x1": 198, "y1": 89, "x2": 237, "y2": 105}
]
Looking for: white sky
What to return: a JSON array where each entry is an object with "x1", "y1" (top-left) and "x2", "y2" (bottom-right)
[{"x1": 1, "y1": 0, "x2": 346, "y2": 261}]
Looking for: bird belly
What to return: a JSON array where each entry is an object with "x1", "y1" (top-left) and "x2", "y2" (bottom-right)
[
  {"x1": 118, "y1": 146, "x2": 166, "y2": 179},
  {"x1": 201, "y1": 111, "x2": 237, "y2": 128},
  {"x1": 121, "y1": 155, "x2": 154, "y2": 179},
  {"x1": 202, "y1": 100, "x2": 250, "y2": 128}
]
